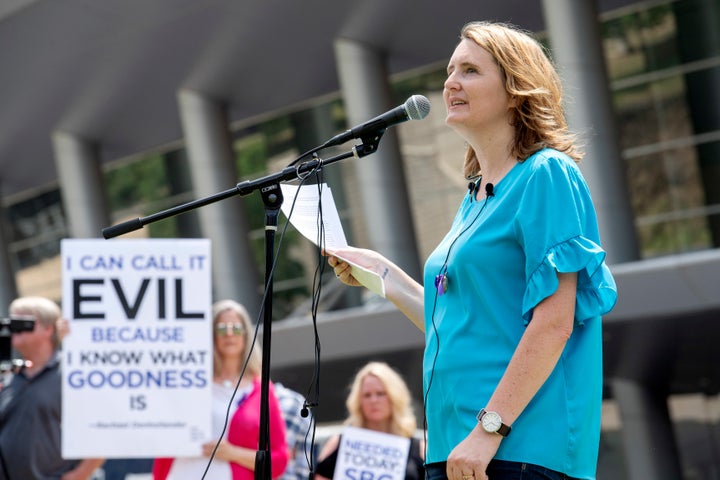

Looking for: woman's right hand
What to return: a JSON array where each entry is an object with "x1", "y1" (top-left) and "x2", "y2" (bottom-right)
[
  {"x1": 326, "y1": 247, "x2": 426, "y2": 331},
  {"x1": 326, "y1": 247, "x2": 386, "y2": 287}
]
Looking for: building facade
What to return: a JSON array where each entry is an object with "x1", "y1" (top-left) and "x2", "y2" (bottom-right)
[{"x1": 1, "y1": 0, "x2": 719, "y2": 478}]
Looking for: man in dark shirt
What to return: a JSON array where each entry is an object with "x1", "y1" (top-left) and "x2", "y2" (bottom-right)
[{"x1": 0, "y1": 296, "x2": 104, "y2": 480}]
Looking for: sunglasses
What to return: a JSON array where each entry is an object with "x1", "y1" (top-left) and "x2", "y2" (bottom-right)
[{"x1": 215, "y1": 322, "x2": 246, "y2": 336}]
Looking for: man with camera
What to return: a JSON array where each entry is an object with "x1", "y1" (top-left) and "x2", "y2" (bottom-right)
[{"x1": 0, "y1": 296, "x2": 104, "y2": 480}]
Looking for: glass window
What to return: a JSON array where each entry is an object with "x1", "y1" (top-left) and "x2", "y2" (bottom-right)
[{"x1": 603, "y1": 0, "x2": 720, "y2": 256}]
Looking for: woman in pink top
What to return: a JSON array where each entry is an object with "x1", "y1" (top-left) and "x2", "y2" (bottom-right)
[{"x1": 153, "y1": 300, "x2": 289, "y2": 480}]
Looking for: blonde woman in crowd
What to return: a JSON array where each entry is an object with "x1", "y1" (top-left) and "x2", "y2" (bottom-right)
[{"x1": 314, "y1": 361, "x2": 424, "y2": 480}]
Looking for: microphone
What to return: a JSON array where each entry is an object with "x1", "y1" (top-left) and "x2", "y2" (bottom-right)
[
  {"x1": 301, "y1": 400, "x2": 318, "y2": 418},
  {"x1": 467, "y1": 180, "x2": 494, "y2": 197},
  {"x1": 322, "y1": 95, "x2": 431, "y2": 148}
]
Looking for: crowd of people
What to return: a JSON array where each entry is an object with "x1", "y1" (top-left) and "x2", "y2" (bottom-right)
[{"x1": 0, "y1": 295, "x2": 415, "y2": 480}]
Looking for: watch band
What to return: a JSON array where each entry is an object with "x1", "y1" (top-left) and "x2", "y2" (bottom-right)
[{"x1": 476, "y1": 408, "x2": 512, "y2": 437}]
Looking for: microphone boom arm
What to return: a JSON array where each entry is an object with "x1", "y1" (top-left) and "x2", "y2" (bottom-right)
[{"x1": 102, "y1": 146, "x2": 364, "y2": 239}]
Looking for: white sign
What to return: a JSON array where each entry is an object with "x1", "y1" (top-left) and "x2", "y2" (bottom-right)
[
  {"x1": 61, "y1": 238, "x2": 212, "y2": 458},
  {"x1": 334, "y1": 427, "x2": 411, "y2": 480}
]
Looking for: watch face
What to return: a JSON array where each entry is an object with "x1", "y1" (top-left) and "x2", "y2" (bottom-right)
[{"x1": 481, "y1": 411, "x2": 502, "y2": 432}]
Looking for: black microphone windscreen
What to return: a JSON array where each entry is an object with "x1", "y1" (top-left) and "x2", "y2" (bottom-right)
[{"x1": 486, "y1": 183, "x2": 494, "y2": 197}]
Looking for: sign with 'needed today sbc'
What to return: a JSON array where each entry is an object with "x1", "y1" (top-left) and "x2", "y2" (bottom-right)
[
  {"x1": 335, "y1": 427, "x2": 411, "y2": 480},
  {"x1": 61, "y1": 238, "x2": 212, "y2": 458}
]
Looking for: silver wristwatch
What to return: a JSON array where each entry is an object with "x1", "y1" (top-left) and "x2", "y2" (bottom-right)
[{"x1": 477, "y1": 408, "x2": 511, "y2": 437}]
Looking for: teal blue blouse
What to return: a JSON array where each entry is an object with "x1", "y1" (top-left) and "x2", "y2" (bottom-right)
[{"x1": 423, "y1": 148, "x2": 617, "y2": 479}]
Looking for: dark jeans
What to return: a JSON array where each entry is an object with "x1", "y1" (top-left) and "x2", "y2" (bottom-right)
[{"x1": 426, "y1": 461, "x2": 581, "y2": 480}]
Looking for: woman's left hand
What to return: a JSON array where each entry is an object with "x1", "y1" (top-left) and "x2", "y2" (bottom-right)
[{"x1": 446, "y1": 425, "x2": 502, "y2": 480}]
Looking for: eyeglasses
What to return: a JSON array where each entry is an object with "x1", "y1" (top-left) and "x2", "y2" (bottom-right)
[{"x1": 215, "y1": 323, "x2": 246, "y2": 336}]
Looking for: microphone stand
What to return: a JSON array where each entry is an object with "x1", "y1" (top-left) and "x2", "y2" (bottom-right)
[{"x1": 102, "y1": 134, "x2": 385, "y2": 480}]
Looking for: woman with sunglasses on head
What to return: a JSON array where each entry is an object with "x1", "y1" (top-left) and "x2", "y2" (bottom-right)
[{"x1": 153, "y1": 299, "x2": 289, "y2": 480}]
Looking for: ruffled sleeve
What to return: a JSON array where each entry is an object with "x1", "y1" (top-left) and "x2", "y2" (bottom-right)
[
  {"x1": 514, "y1": 150, "x2": 618, "y2": 324},
  {"x1": 522, "y1": 236, "x2": 617, "y2": 324}
]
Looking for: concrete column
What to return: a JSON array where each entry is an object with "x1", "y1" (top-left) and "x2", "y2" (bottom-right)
[
  {"x1": 611, "y1": 378, "x2": 683, "y2": 479},
  {"x1": 333, "y1": 38, "x2": 422, "y2": 281},
  {"x1": 52, "y1": 131, "x2": 109, "y2": 238},
  {"x1": 0, "y1": 207, "x2": 18, "y2": 313},
  {"x1": 541, "y1": 0, "x2": 640, "y2": 264},
  {"x1": 177, "y1": 89, "x2": 261, "y2": 316}
]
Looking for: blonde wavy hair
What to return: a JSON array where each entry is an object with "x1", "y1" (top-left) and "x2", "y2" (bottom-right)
[
  {"x1": 344, "y1": 361, "x2": 417, "y2": 438},
  {"x1": 459, "y1": 21, "x2": 583, "y2": 179},
  {"x1": 211, "y1": 299, "x2": 262, "y2": 378}
]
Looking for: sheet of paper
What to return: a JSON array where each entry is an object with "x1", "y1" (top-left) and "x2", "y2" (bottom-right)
[{"x1": 280, "y1": 183, "x2": 385, "y2": 297}]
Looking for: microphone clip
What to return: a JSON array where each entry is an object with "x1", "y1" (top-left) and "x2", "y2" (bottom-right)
[
  {"x1": 485, "y1": 182, "x2": 495, "y2": 197},
  {"x1": 301, "y1": 400, "x2": 318, "y2": 418},
  {"x1": 468, "y1": 179, "x2": 494, "y2": 198},
  {"x1": 352, "y1": 132, "x2": 385, "y2": 159}
]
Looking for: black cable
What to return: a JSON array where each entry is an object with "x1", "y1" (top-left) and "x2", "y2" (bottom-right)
[
  {"x1": 422, "y1": 191, "x2": 492, "y2": 462},
  {"x1": 300, "y1": 170, "x2": 328, "y2": 477},
  {"x1": 202, "y1": 165, "x2": 322, "y2": 480}
]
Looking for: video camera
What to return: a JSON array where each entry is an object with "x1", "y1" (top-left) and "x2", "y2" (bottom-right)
[{"x1": 0, "y1": 315, "x2": 35, "y2": 372}]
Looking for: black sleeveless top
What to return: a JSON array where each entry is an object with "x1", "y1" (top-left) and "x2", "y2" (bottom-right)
[{"x1": 314, "y1": 435, "x2": 424, "y2": 480}]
